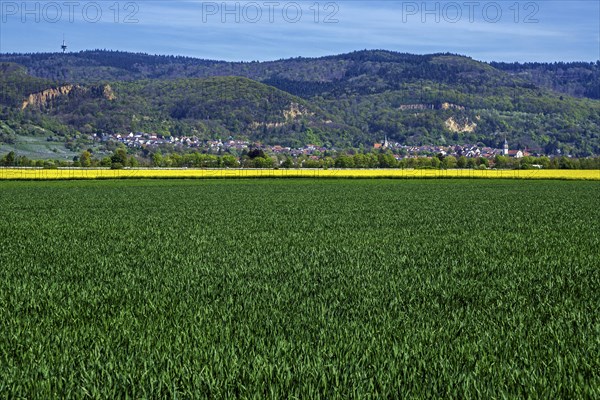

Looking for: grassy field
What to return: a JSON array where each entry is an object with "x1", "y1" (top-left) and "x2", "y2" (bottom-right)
[
  {"x1": 0, "y1": 135, "x2": 81, "y2": 160},
  {"x1": 1, "y1": 167, "x2": 600, "y2": 180},
  {"x1": 0, "y1": 179, "x2": 598, "y2": 398}
]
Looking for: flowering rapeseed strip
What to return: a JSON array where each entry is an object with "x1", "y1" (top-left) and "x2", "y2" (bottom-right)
[{"x1": 0, "y1": 168, "x2": 599, "y2": 180}]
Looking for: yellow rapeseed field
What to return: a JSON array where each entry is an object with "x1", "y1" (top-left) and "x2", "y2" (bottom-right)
[{"x1": 1, "y1": 168, "x2": 599, "y2": 180}]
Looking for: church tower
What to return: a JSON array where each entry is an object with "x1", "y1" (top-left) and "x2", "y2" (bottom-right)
[{"x1": 503, "y1": 138, "x2": 509, "y2": 156}]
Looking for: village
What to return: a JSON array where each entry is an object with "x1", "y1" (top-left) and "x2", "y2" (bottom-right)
[{"x1": 94, "y1": 132, "x2": 534, "y2": 160}]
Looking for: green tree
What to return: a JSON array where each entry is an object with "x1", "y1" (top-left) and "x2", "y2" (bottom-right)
[
  {"x1": 443, "y1": 155, "x2": 457, "y2": 169},
  {"x1": 3, "y1": 151, "x2": 16, "y2": 166},
  {"x1": 380, "y1": 154, "x2": 398, "y2": 168},
  {"x1": 152, "y1": 152, "x2": 163, "y2": 167},
  {"x1": 111, "y1": 148, "x2": 128, "y2": 166},
  {"x1": 304, "y1": 128, "x2": 322, "y2": 146},
  {"x1": 222, "y1": 155, "x2": 239, "y2": 168},
  {"x1": 519, "y1": 156, "x2": 535, "y2": 169},
  {"x1": 18, "y1": 156, "x2": 31, "y2": 167},
  {"x1": 304, "y1": 158, "x2": 322, "y2": 168},
  {"x1": 537, "y1": 156, "x2": 550, "y2": 169},
  {"x1": 353, "y1": 154, "x2": 368, "y2": 168},
  {"x1": 335, "y1": 155, "x2": 355, "y2": 168},
  {"x1": 494, "y1": 155, "x2": 511, "y2": 169},
  {"x1": 322, "y1": 157, "x2": 335, "y2": 168},
  {"x1": 559, "y1": 156, "x2": 576, "y2": 169},
  {"x1": 248, "y1": 149, "x2": 267, "y2": 159},
  {"x1": 254, "y1": 157, "x2": 275, "y2": 168},
  {"x1": 80, "y1": 151, "x2": 92, "y2": 167},
  {"x1": 101, "y1": 157, "x2": 112, "y2": 167}
]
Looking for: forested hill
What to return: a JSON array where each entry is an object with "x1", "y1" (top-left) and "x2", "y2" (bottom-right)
[
  {"x1": 490, "y1": 61, "x2": 600, "y2": 100},
  {"x1": 0, "y1": 66, "x2": 355, "y2": 148},
  {"x1": 1, "y1": 50, "x2": 600, "y2": 154},
  {"x1": 2, "y1": 50, "x2": 599, "y2": 100}
]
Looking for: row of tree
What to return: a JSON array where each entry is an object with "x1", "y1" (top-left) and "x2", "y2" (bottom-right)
[{"x1": 2, "y1": 149, "x2": 600, "y2": 170}]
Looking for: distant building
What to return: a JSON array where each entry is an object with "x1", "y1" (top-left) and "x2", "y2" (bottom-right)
[
  {"x1": 508, "y1": 150, "x2": 524, "y2": 159},
  {"x1": 503, "y1": 138, "x2": 509, "y2": 156},
  {"x1": 374, "y1": 135, "x2": 390, "y2": 149}
]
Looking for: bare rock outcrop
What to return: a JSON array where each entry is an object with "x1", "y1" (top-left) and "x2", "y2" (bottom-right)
[
  {"x1": 445, "y1": 117, "x2": 477, "y2": 133},
  {"x1": 22, "y1": 84, "x2": 115, "y2": 110}
]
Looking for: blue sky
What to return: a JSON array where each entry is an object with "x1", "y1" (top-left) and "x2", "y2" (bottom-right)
[{"x1": 0, "y1": 1, "x2": 598, "y2": 62}]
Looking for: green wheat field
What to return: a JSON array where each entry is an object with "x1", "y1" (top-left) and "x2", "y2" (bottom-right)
[{"x1": 1, "y1": 179, "x2": 598, "y2": 398}]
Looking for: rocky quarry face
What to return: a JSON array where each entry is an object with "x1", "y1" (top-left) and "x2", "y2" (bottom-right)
[
  {"x1": 21, "y1": 84, "x2": 115, "y2": 110},
  {"x1": 445, "y1": 116, "x2": 477, "y2": 133}
]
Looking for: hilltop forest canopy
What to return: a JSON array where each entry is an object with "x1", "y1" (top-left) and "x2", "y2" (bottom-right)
[{"x1": 1, "y1": 50, "x2": 599, "y2": 155}]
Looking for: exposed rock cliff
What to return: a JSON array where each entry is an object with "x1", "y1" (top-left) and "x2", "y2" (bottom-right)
[
  {"x1": 398, "y1": 104, "x2": 434, "y2": 111},
  {"x1": 445, "y1": 116, "x2": 477, "y2": 133},
  {"x1": 440, "y1": 102, "x2": 465, "y2": 111},
  {"x1": 284, "y1": 102, "x2": 314, "y2": 121},
  {"x1": 22, "y1": 85, "x2": 76, "y2": 109},
  {"x1": 101, "y1": 84, "x2": 116, "y2": 101},
  {"x1": 398, "y1": 103, "x2": 465, "y2": 111},
  {"x1": 22, "y1": 84, "x2": 115, "y2": 110},
  {"x1": 251, "y1": 102, "x2": 317, "y2": 129}
]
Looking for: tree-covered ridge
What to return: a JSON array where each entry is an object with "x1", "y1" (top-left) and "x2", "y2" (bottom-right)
[
  {"x1": 317, "y1": 80, "x2": 600, "y2": 154},
  {"x1": 1, "y1": 50, "x2": 600, "y2": 154},
  {"x1": 3, "y1": 50, "x2": 598, "y2": 98},
  {"x1": 491, "y1": 61, "x2": 600, "y2": 99},
  {"x1": 0, "y1": 63, "x2": 56, "y2": 107},
  {"x1": 97, "y1": 76, "x2": 351, "y2": 145},
  {"x1": 0, "y1": 71, "x2": 359, "y2": 148}
]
